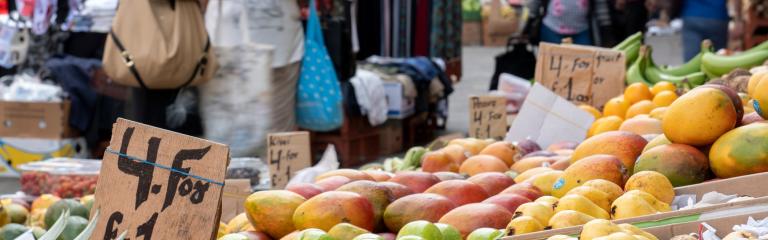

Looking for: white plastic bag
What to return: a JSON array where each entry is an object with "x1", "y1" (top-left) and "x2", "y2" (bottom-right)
[{"x1": 287, "y1": 145, "x2": 339, "y2": 186}]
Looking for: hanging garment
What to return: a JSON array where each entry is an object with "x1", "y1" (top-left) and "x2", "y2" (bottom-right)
[
  {"x1": 350, "y1": 69, "x2": 388, "y2": 126},
  {"x1": 296, "y1": 0, "x2": 344, "y2": 132},
  {"x1": 200, "y1": 0, "x2": 276, "y2": 157}
]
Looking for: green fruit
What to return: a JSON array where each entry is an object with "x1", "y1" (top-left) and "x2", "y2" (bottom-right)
[
  {"x1": 45, "y1": 199, "x2": 89, "y2": 228},
  {"x1": 435, "y1": 223, "x2": 461, "y2": 240},
  {"x1": 659, "y1": 40, "x2": 712, "y2": 76},
  {"x1": 6, "y1": 204, "x2": 28, "y2": 224},
  {"x1": 466, "y1": 228, "x2": 505, "y2": 240},
  {"x1": 397, "y1": 221, "x2": 442, "y2": 240},
  {"x1": 80, "y1": 195, "x2": 95, "y2": 215},
  {"x1": 59, "y1": 216, "x2": 88, "y2": 240},
  {"x1": 613, "y1": 32, "x2": 642, "y2": 51},
  {"x1": 0, "y1": 223, "x2": 28, "y2": 240},
  {"x1": 31, "y1": 227, "x2": 46, "y2": 238},
  {"x1": 626, "y1": 46, "x2": 652, "y2": 85},
  {"x1": 623, "y1": 43, "x2": 642, "y2": 67},
  {"x1": 702, "y1": 50, "x2": 768, "y2": 77},
  {"x1": 299, "y1": 229, "x2": 335, "y2": 240},
  {"x1": 353, "y1": 233, "x2": 385, "y2": 240}
]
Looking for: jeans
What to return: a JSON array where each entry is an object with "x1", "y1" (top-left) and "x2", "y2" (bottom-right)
[
  {"x1": 682, "y1": 17, "x2": 728, "y2": 61},
  {"x1": 540, "y1": 24, "x2": 593, "y2": 45}
]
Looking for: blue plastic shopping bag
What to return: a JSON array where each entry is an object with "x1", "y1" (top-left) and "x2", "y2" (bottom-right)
[{"x1": 295, "y1": 0, "x2": 344, "y2": 132}]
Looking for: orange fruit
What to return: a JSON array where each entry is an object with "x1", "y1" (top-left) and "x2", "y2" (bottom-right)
[
  {"x1": 652, "y1": 90, "x2": 678, "y2": 108},
  {"x1": 579, "y1": 104, "x2": 602, "y2": 119},
  {"x1": 625, "y1": 83, "x2": 654, "y2": 104},
  {"x1": 649, "y1": 107, "x2": 668, "y2": 120},
  {"x1": 625, "y1": 100, "x2": 654, "y2": 119},
  {"x1": 587, "y1": 116, "x2": 624, "y2": 137},
  {"x1": 651, "y1": 82, "x2": 676, "y2": 96},
  {"x1": 603, "y1": 97, "x2": 631, "y2": 117}
]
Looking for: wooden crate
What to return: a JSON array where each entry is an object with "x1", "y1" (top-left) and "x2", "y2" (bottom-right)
[
  {"x1": 307, "y1": 113, "x2": 382, "y2": 168},
  {"x1": 378, "y1": 120, "x2": 404, "y2": 155}
]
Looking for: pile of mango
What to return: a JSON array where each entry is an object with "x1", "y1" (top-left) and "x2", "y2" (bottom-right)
[{"x1": 0, "y1": 194, "x2": 96, "y2": 240}]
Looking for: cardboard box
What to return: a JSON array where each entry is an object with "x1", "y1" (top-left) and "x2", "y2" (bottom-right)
[
  {"x1": 463, "y1": 21, "x2": 483, "y2": 46},
  {"x1": 0, "y1": 100, "x2": 74, "y2": 139},
  {"x1": 378, "y1": 120, "x2": 403, "y2": 155},
  {"x1": 383, "y1": 82, "x2": 415, "y2": 119},
  {"x1": 505, "y1": 172, "x2": 768, "y2": 240}
]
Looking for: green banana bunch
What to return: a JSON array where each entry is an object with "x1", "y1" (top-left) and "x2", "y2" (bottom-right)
[
  {"x1": 657, "y1": 40, "x2": 713, "y2": 76},
  {"x1": 644, "y1": 46, "x2": 708, "y2": 87},
  {"x1": 744, "y1": 39, "x2": 768, "y2": 54},
  {"x1": 612, "y1": 32, "x2": 643, "y2": 51},
  {"x1": 613, "y1": 32, "x2": 643, "y2": 67},
  {"x1": 701, "y1": 50, "x2": 768, "y2": 77},
  {"x1": 626, "y1": 46, "x2": 653, "y2": 85},
  {"x1": 397, "y1": 147, "x2": 427, "y2": 171}
]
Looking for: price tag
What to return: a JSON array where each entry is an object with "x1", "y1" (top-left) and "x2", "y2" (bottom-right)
[
  {"x1": 468, "y1": 95, "x2": 507, "y2": 140},
  {"x1": 535, "y1": 43, "x2": 625, "y2": 109},
  {"x1": 90, "y1": 118, "x2": 229, "y2": 240},
  {"x1": 267, "y1": 132, "x2": 311, "y2": 189}
]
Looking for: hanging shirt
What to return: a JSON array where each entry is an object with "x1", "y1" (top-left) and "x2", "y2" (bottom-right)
[
  {"x1": 681, "y1": 0, "x2": 728, "y2": 20},
  {"x1": 206, "y1": 0, "x2": 304, "y2": 68},
  {"x1": 541, "y1": 0, "x2": 590, "y2": 35}
]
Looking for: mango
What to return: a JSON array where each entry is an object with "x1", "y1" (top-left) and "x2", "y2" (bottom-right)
[
  {"x1": 510, "y1": 157, "x2": 556, "y2": 173},
  {"x1": 506, "y1": 216, "x2": 544, "y2": 235},
  {"x1": 377, "y1": 182, "x2": 415, "y2": 200},
  {"x1": 588, "y1": 116, "x2": 624, "y2": 137},
  {"x1": 619, "y1": 118, "x2": 663, "y2": 136},
  {"x1": 565, "y1": 186, "x2": 612, "y2": 212},
  {"x1": 383, "y1": 193, "x2": 456, "y2": 232},
  {"x1": 663, "y1": 86, "x2": 739, "y2": 146},
  {"x1": 709, "y1": 123, "x2": 768, "y2": 178},
  {"x1": 397, "y1": 221, "x2": 443, "y2": 240},
  {"x1": 634, "y1": 144, "x2": 711, "y2": 186},
  {"x1": 482, "y1": 194, "x2": 531, "y2": 212},
  {"x1": 467, "y1": 172, "x2": 515, "y2": 195},
  {"x1": 316, "y1": 169, "x2": 374, "y2": 182},
  {"x1": 610, "y1": 190, "x2": 669, "y2": 219},
  {"x1": 459, "y1": 155, "x2": 509, "y2": 176},
  {"x1": 293, "y1": 191, "x2": 375, "y2": 232},
  {"x1": 479, "y1": 141, "x2": 523, "y2": 166},
  {"x1": 572, "y1": 131, "x2": 648, "y2": 172},
  {"x1": 466, "y1": 228, "x2": 505, "y2": 240},
  {"x1": 581, "y1": 179, "x2": 624, "y2": 203},
  {"x1": 328, "y1": 223, "x2": 369, "y2": 240},
  {"x1": 554, "y1": 195, "x2": 610, "y2": 219},
  {"x1": 625, "y1": 171, "x2": 675, "y2": 204},
  {"x1": 580, "y1": 219, "x2": 621, "y2": 240},
  {"x1": 534, "y1": 196, "x2": 560, "y2": 207},
  {"x1": 245, "y1": 190, "x2": 306, "y2": 238},
  {"x1": 422, "y1": 150, "x2": 460, "y2": 173},
  {"x1": 435, "y1": 223, "x2": 462, "y2": 240},
  {"x1": 438, "y1": 203, "x2": 512, "y2": 238},
  {"x1": 753, "y1": 74, "x2": 768, "y2": 119},
  {"x1": 552, "y1": 155, "x2": 628, "y2": 198},
  {"x1": 548, "y1": 210, "x2": 595, "y2": 229},
  {"x1": 337, "y1": 180, "x2": 395, "y2": 230},
  {"x1": 525, "y1": 170, "x2": 564, "y2": 195},
  {"x1": 642, "y1": 134, "x2": 671, "y2": 152},
  {"x1": 424, "y1": 180, "x2": 489, "y2": 206},
  {"x1": 389, "y1": 171, "x2": 441, "y2": 193},
  {"x1": 514, "y1": 167, "x2": 554, "y2": 183}
]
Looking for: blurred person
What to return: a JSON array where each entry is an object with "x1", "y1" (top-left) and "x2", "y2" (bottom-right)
[
  {"x1": 664, "y1": 0, "x2": 742, "y2": 60},
  {"x1": 615, "y1": 0, "x2": 649, "y2": 37},
  {"x1": 527, "y1": 0, "x2": 594, "y2": 45}
]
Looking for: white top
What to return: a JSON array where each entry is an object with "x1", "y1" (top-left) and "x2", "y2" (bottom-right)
[{"x1": 206, "y1": 0, "x2": 305, "y2": 68}]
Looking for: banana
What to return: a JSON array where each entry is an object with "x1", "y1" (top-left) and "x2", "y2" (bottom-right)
[
  {"x1": 657, "y1": 40, "x2": 712, "y2": 76},
  {"x1": 398, "y1": 147, "x2": 427, "y2": 171},
  {"x1": 701, "y1": 50, "x2": 768, "y2": 77},
  {"x1": 623, "y1": 42, "x2": 642, "y2": 67},
  {"x1": 613, "y1": 32, "x2": 643, "y2": 51},
  {"x1": 745, "y1": 39, "x2": 768, "y2": 53},
  {"x1": 626, "y1": 46, "x2": 652, "y2": 86},
  {"x1": 643, "y1": 46, "x2": 708, "y2": 87}
]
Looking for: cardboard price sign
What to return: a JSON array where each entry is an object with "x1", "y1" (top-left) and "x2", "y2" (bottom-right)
[
  {"x1": 267, "y1": 132, "x2": 311, "y2": 189},
  {"x1": 91, "y1": 118, "x2": 229, "y2": 240},
  {"x1": 468, "y1": 95, "x2": 507, "y2": 140},
  {"x1": 535, "y1": 43, "x2": 625, "y2": 109},
  {"x1": 221, "y1": 179, "x2": 251, "y2": 222}
]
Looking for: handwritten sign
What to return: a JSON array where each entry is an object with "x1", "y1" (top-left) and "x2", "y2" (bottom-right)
[
  {"x1": 469, "y1": 96, "x2": 508, "y2": 140},
  {"x1": 221, "y1": 179, "x2": 251, "y2": 222},
  {"x1": 267, "y1": 132, "x2": 311, "y2": 189},
  {"x1": 535, "y1": 43, "x2": 625, "y2": 109},
  {"x1": 91, "y1": 118, "x2": 229, "y2": 240},
  {"x1": 506, "y1": 83, "x2": 594, "y2": 148}
]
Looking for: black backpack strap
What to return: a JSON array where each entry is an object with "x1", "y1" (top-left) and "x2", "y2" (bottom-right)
[
  {"x1": 179, "y1": 35, "x2": 211, "y2": 89},
  {"x1": 109, "y1": 29, "x2": 149, "y2": 89}
]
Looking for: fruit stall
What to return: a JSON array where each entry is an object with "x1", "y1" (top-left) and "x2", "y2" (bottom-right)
[{"x1": 1, "y1": 33, "x2": 768, "y2": 240}]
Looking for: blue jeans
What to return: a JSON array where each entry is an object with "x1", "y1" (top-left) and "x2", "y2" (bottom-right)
[
  {"x1": 682, "y1": 17, "x2": 728, "y2": 61},
  {"x1": 540, "y1": 24, "x2": 593, "y2": 45}
]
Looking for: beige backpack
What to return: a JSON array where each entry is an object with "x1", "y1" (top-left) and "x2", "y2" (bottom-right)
[{"x1": 102, "y1": 0, "x2": 217, "y2": 89}]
